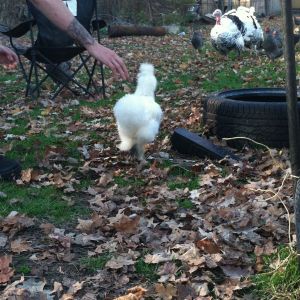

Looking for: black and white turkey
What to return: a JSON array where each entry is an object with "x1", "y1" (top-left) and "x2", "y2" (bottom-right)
[
  {"x1": 224, "y1": 6, "x2": 264, "y2": 51},
  {"x1": 210, "y1": 9, "x2": 245, "y2": 56}
]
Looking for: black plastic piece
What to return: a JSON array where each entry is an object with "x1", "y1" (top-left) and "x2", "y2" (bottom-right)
[
  {"x1": 171, "y1": 128, "x2": 239, "y2": 160},
  {"x1": 0, "y1": 156, "x2": 21, "y2": 180}
]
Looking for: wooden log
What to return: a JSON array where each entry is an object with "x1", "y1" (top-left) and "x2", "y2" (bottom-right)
[{"x1": 108, "y1": 25, "x2": 167, "y2": 38}]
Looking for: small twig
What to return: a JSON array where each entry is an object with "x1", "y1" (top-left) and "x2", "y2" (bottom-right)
[
  {"x1": 249, "y1": 171, "x2": 292, "y2": 245},
  {"x1": 224, "y1": 136, "x2": 300, "y2": 180},
  {"x1": 223, "y1": 136, "x2": 276, "y2": 159}
]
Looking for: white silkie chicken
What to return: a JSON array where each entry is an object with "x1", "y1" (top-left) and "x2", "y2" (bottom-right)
[
  {"x1": 210, "y1": 9, "x2": 245, "y2": 56},
  {"x1": 113, "y1": 63, "x2": 163, "y2": 162}
]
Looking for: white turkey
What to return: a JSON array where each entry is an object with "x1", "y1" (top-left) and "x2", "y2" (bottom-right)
[
  {"x1": 236, "y1": 6, "x2": 263, "y2": 50},
  {"x1": 210, "y1": 9, "x2": 245, "y2": 56},
  {"x1": 224, "y1": 6, "x2": 264, "y2": 51}
]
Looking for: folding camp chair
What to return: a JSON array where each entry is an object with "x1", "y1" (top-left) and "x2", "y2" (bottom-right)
[{"x1": 0, "y1": 0, "x2": 106, "y2": 100}]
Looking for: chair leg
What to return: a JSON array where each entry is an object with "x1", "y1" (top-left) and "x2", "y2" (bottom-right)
[
  {"x1": 79, "y1": 54, "x2": 99, "y2": 95},
  {"x1": 79, "y1": 54, "x2": 106, "y2": 99},
  {"x1": 17, "y1": 54, "x2": 29, "y2": 83},
  {"x1": 26, "y1": 54, "x2": 40, "y2": 99},
  {"x1": 32, "y1": 55, "x2": 40, "y2": 98},
  {"x1": 25, "y1": 62, "x2": 34, "y2": 98},
  {"x1": 28, "y1": 63, "x2": 52, "y2": 97},
  {"x1": 87, "y1": 61, "x2": 106, "y2": 99},
  {"x1": 51, "y1": 60, "x2": 96, "y2": 100},
  {"x1": 100, "y1": 63, "x2": 106, "y2": 99},
  {"x1": 33, "y1": 62, "x2": 83, "y2": 100},
  {"x1": 86, "y1": 60, "x2": 97, "y2": 92}
]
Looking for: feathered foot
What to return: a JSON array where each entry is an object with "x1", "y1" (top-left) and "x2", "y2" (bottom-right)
[
  {"x1": 118, "y1": 139, "x2": 134, "y2": 152},
  {"x1": 130, "y1": 144, "x2": 146, "y2": 162}
]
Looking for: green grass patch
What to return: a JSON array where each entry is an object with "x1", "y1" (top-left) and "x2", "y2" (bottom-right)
[
  {"x1": 202, "y1": 67, "x2": 243, "y2": 93},
  {"x1": 166, "y1": 164, "x2": 194, "y2": 177},
  {"x1": 2, "y1": 133, "x2": 82, "y2": 168},
  {"x1": 0, "y1": 72, "x2": 17, "y2": 83},
  {"x1": 159, "y1": 73, "x2": 194, "y2": 92},
  {"x1": 16, "y1": 264, "x2": 31, "y2": 276},
  {"x1": 28, "y1": 107, "x2": 44, "y2": 119},
  {"x1": 81, "y1": 253, "x2": 112, "y2": 272},
  {"x1": 167, "y1": 178, "x2": 199, "y2": 191},
  {"x1": 202, "y1": 59, "x2": 285, "y2": 93},
  {"x1": 161, "y1": 162, "x2": 200, "y2": 191},
  {"x1": 114, "y1": 176, "x2": 145, "y2": 188},
  {"x1": 252, "y1": 246, "x2": 300, "y2": 299},
  {"x1": 0, "y1": 73, "x2": 25, "y2": 103},
  {"x1": 8, "y1": 118, "x2": 29, "y2": 136},
  {"x1": 177, "y1": 198, "x2": 194, "y2": 209},
  {"x1": 70, "y1": 109, "x2": 81, "y2": 122},
  {"x1": 135, "y1": 258, "x2": 159, "y2": 282},
  {"x1": 74, "y1": 178, "x2": 93, "y2": 190},
  {"x1": 0, "y1": 183, "x2": 88, "y2": 223}
]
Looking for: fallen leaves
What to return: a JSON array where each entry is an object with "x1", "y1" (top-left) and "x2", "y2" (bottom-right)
[
  {"x1": 76, "y1": 214, "x2": 104, "y2": 233},
  {"x1": 105, "y1": 255, "x2": 135, "y2": 269},
  {"x1": 109, "y1": 212, "x2": 141, "y2": 234},
  {"x1": 0, "y1": 211, "x2": 34, "y2": 238},
  {"x1": 0, "y1": 256, "x2": 14, "y2": 284},
  {"x1": 10, "y1": 238, "x2": 32, "y2": 253},
  {"x1": 195, "y1": 238, "x2": 221, "y2": 254},
  {"x1": 155, "y1": 283, "x2": 177, "y2": 300},
  {"x1": 0, "y1": 16, "x2": 294, "y2": 300},
  {"x1": 114, "y1": 286, "x2": 147, "y2": 300}
]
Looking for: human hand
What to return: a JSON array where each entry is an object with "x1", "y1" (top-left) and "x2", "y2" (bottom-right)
[
  {"x1": 86, "y1": 43, "x2": 129, "y2": 80},
  {"x1": 0, "y1": 46, "x2": 18, "y2": 69}
]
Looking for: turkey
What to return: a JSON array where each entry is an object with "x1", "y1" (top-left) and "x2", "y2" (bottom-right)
[
  {"x1": 225, "y1": 6, "x2": 264, "y2": 51},
  {"x1": 210, "y1": 9, "x2": 245, "y2": 56},
  {"x1": 262, "y1": 27, "x2": 283, "y2": 61},
  {"x1": 113, "y1": 63, "x2": 163, "y2": 162},
  {"x1": 191, "y1": 31, "x2": 204, "y2": 52}
]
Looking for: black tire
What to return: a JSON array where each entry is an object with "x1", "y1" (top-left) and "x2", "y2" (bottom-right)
[{"x1": 203, "y1": 88, "x2": 295, "y2": 148}]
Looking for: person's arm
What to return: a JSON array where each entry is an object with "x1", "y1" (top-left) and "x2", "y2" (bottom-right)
[
  {"x1": 28, "y1": 0, "x2": 129, "y2": 80},
  {"x1": 0, "y1": 46, "x2": 18, "y2": 69}
]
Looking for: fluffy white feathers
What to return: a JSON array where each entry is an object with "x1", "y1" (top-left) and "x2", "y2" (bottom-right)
[
  {"x1": 113, "y1": 63, "x2": 163, "y2": 161},
  {"x1": 210, "y1": 9, "x2": 245, "y2": 55},
  {"x1": 210, "y1": 6, "x2": 263, "y2": 55},
  {"x1": 234, "y1": 6, "x2": 263, "y2": 50}
]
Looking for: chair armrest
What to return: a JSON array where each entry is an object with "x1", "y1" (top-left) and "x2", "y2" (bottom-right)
[
  {"x1": 0, "y1": 20, "x2": 36, "y2": 38},
  {"x1": 91, "y1": 19, "x2": 106, "y2": 31}
]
